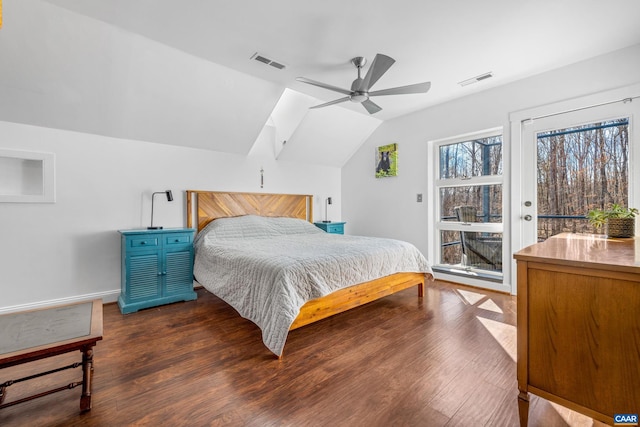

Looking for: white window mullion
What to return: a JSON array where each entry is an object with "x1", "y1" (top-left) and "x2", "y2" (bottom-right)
[
  {"x1": 437, "y1": 222, "x2": 503, "y2": 233},
  {"x1": 435, "y1": 174, "x2": 503, "y2": 188}
]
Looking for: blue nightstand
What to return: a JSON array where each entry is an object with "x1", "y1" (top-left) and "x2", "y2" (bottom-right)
[
  {"x1": 314, "y1": 221, "x2": 346, "y2": 234},
  {"x1": 118, "y1": 228, "x2": 197, "y2": 314}
]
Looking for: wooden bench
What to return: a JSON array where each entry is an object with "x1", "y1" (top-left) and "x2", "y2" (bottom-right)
[{"x1": 0, "y1": 299, "x2": 103, "y2": 413}]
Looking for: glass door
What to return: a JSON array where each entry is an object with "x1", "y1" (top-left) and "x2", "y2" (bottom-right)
[{"x1": 519, "y1": 100, "x2": 640, "y2": 249}]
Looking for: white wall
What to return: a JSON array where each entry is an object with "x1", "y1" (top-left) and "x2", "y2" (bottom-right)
[
  {"x1": 0, "y1": 121, "x2": 341, "y2": 312},
  {"x1": 342, "y1": 43, "x2": 640, "y2": 289}
]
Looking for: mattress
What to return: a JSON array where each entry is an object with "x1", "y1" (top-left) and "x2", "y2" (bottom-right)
[{"x1": 193, "y1": 215, "x2": 432, "y2": 355}]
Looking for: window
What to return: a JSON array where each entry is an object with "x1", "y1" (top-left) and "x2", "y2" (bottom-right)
[{"x1": 431, "y1": 128, "x2": 503, "y2": 283}]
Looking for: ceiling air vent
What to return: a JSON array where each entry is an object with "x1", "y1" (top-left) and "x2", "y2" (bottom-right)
[
  {"x1": 250, "y1": 52, "x2": 286, "y2": 70},
  {"x1": 458, "y1": 72, "x2": 493, "y2": 87}
]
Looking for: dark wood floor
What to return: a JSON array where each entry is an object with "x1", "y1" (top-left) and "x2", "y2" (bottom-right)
[{"x1": 0, "y1": 280, "x2": 607, "y2": 426}]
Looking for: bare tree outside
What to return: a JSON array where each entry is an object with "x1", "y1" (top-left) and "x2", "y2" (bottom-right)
[
  {"x1": 439, "y1": 136, "x2": 503, "y2": 271},
  {"x1": 536, "y1": 118, "x2": 629, "y2": 240},
  {"x1": 437, "y1": 118, "x2": 629, "y2": 271}
]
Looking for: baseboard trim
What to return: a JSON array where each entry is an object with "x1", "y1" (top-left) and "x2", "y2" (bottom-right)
[
  {"x1": 0, "y1": 281, "x2": 202, "y2": 315},
  {"x1": 0, "y1": 289, "x2": 120, "y2": 315}
]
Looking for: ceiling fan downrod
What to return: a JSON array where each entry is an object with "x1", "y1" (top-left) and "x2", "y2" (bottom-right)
[{"x1": 350, "y1": 57, "x2": 368, "y2": 103}]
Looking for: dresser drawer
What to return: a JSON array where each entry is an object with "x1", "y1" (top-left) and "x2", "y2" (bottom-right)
[
  {"x1": 325, "y1": 223, "x2": 344, "y2": 234},
  {"x1": 165, "y1": 234, "x2": 192, "y2": 245},
  {"x1": 128, "y1": 236, "x2": 160, "y2": 249}
]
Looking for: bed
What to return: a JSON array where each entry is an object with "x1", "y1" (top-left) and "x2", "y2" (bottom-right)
[{"x1": 186, "y1": 190, "x2": 433, "y2": 356}]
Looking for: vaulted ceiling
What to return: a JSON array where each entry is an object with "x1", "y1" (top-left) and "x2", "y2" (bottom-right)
[{"x1": 1, "y1": 0, "x2": 640, "y2": 166}]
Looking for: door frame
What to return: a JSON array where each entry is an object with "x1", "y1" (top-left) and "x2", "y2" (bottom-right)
[{"x1": 509, "y1": 83, "x2": 640, "y2": 294}]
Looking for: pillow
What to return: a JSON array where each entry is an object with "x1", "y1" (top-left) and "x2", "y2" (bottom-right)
[{"x1": 195, "y1": 214, "x2": 323, "y2": 244}]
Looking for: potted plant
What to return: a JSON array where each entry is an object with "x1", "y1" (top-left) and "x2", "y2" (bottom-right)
[{"x1": 587, "y1": 204, "x2": 638, "y2": 238}]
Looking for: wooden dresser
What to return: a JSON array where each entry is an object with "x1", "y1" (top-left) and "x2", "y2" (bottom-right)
[{"x1": 514, "y1": 233, "x2": 640, "y2": 426}]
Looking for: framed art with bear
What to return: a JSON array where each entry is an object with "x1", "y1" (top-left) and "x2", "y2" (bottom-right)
[{"x1": 375, "y1": 143, "x2": 398, "y2": 178}]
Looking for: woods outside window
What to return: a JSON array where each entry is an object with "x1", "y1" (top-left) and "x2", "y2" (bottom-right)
[{"x1": 432, "y1": 128, "x2": 504, "y2": 281}]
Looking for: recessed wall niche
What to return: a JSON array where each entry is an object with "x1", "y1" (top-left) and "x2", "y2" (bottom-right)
[{"x1": 0, "y1": 149, "x2": 55, "y2": 202}]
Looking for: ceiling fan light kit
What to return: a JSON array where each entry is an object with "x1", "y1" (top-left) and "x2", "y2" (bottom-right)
[{"x1": 296, "y1": 53, "x2": 431, "y2": 114}]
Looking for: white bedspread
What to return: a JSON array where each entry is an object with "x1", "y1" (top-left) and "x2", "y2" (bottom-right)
[{"x1": 193, "y1": 215, "x2": 432, "y2": 356}]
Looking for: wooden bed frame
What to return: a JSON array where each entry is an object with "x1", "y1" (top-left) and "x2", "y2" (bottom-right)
[{"x1": 186, "y1": 190, "x2": 427, "y2": 335}]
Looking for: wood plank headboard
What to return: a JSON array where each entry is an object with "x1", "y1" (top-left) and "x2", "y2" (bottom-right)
[{"x1": 186, "y1": 190, "x2": 314, "y2": 232}]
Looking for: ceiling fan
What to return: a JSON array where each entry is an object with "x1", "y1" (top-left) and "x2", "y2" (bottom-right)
[{"x1": 296, "y1": 54, "x2": 431, "y2": 114}]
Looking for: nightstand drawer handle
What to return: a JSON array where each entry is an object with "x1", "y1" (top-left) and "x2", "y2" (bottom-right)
[
  {"x1": 157, "y1": 271, "x2": 167, "y2": 276},
  {"x1": 140, "y1": 241, "x2": 146, "y2": 245}
]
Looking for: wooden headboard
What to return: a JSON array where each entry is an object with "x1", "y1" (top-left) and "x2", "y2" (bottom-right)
[{"x1": 186, "y1": 190, "x2": 314, "y2": 232}]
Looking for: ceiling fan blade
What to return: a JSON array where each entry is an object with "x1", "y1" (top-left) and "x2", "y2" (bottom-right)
[
  {"x1": 296, "y1": 77, "x2": 352, "y2": 96},
  {"x1": 359, "y1": 54, "x2": 395, "y2": 91},
  {"x1": 310, "y1": 96, "x2": 350, "y2": 109},
  {"x1": 369, "y1": 82, "x2": 431, "y2": 97},
  {"x1": 361, "y1": 99, "x2": 382, "y2": 114}
]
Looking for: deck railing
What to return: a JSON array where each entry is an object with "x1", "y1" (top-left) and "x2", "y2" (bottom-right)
[
  {"x1": 440, "y1": 214, "x2": 596, "y2": 270},
  {"x1": 536, "y1": 215, "x2": 593, "y2": 240}
]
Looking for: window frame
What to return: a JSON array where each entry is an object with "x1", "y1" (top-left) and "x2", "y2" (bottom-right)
[{"x1": 429, "y1": 127, "x2": 506, "y2": 290}]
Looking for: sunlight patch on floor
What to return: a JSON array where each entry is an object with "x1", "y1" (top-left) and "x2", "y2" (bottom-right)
[
  {"x1": 548, "y1": 401, "x2": 600, "y2": 426},
  {"x1": 476, "y1": 316, "x2": 516, "y2": 362},
  {"x1": 455, "y1": 288, "x2": 486, "y2": 305},
  {"x1": 477, "y1": 298, "x2": 503, "y2": 314}
]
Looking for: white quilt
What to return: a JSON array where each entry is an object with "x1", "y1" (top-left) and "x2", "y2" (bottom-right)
[{"x1": 193, "y1": 215, "x2": 432, "y2": 356}]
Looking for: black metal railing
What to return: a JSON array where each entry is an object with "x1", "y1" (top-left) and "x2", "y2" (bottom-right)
[
  {"x1": 537, "y1": 215, "x2": 593, "y2": 240},
  {"x1": 439, "y1": 214, "x2": 596, "y2": 270}
]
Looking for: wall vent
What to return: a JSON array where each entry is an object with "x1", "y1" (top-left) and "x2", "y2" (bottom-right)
[
  {"x1": 458, "y1": 72, "x2": 493, "y2": 87},
  {"x1": 250, "y1": 52, "x2": 286, "y2": 70}
]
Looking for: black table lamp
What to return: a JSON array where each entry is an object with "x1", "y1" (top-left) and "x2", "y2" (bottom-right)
[
  {"x1": 323, "y1": 197, "x2": 332, "y2": 223},
  {"x1": 148, "y1": 190, "x2": 173, "y2": 229}
]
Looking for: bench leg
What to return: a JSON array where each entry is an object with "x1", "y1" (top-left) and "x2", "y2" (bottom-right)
[{"x1": 80, "y1": 347, "x2": 94, "y2": 413}]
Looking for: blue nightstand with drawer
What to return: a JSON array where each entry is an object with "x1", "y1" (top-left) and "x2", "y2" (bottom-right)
[
  {"x1": 118, "y1": 228, "x2": 197, "y2": 314},
  {"x1": 314, "y1": 221, "x2": 346, "y2": 234}
]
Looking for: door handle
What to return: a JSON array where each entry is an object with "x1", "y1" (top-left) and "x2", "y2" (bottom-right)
[{"x1": 523, "y1": 215, "x2": 532, "y2": 221}]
